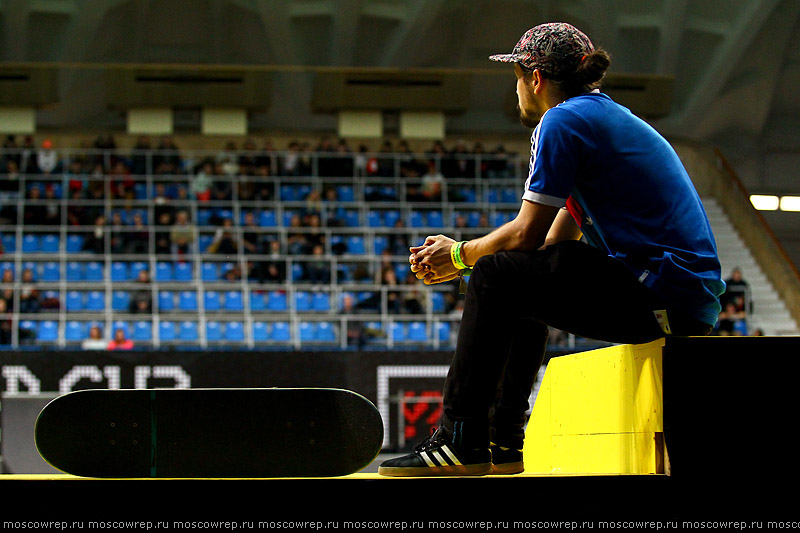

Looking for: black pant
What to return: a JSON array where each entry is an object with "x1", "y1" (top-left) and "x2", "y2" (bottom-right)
[{"x1": 442, "y1": 240, "x2": 711, "y2": 446}]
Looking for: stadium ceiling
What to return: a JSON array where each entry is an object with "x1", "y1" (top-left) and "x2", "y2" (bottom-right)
[{"x1": 0, "y1": 0, "x2": 798, "y2": 161}]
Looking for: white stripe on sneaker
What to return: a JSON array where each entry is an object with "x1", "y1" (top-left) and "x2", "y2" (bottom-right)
[
  {"x1": 430, "y1": 451, "x2": 447, "y2": 466},
  {"x1": 420, "y1": 452, "x2": 437, "y2": 467},
  {"x1": 439, "y1": 444, "x2": 462, "y2": 466}
]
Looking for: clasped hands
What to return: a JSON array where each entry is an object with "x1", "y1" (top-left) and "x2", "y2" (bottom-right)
[{"x1": 408, "y1": 234, "x2": 463, "y2": 285}]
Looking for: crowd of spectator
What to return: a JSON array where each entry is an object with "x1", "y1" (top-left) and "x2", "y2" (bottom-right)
[{"x1": 0, "y1": 133, "x2": 521, "y2": 347}]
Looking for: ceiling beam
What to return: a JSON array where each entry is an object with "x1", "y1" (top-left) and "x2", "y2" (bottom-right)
[
  {"x1": 330, "y1": 0, "x2": 363, "y2": 66},
  {"x1": 379, "y1": 0, "x2": 445, "y2": 67},
  {"x1": 656, "y1": 0, "x2": 689, "y2": 75},
  {"x1": 663, "y1": 0, "x2": 782, "y2": 132}
]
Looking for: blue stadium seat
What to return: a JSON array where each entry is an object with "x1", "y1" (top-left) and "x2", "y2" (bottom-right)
[
  {"x1": 311, "y1": 292, "x2": 330, "y2": 312},
  {"x1": 271, "y1": 321, "x2": 291, "y2": 341},
  {"x1": 206, "y1": 321, "x2": 222, "y2": 341},
  {"x1": 178, "y1": 291, "x2": 198, "y2": 311},
  {"x1": 291, "y1": 263, "x2": 304, "y2": 282},
  {"x1": 37, "y1": 321, "x2": 58, "y2": 342},
  {"x1": 456, "y1": 187, "x2": 477, "y2": 203},
  {"x1": 391, "y1": 323, "x2": 406, "y2": 342},
  {"x1": 336, "y1": 185, "x2": 355, "y2": 202},
  {"x1": 84, "y1": 262, "x2": 104, "y2": 282},
  {"x1": 1, "y1": 235, "x2": 16, "y2": 253},
  {"x1": 201, "y1": 263, "x2": 218, "y2": 282},
  {"x1": 409, "y1": 211, "x2": 424, "y2": 228},
  {"x1": 437, "y1": 322, "x2": 451, "y2": 343},
  {"x1": 225, "y1": 321, "x2": 245, "y2": 342},
  {"x1": 66, "y1": 235, "x2": 84, "y2": 253},
  {"x1": 178, "y1": 321, "x2": 198, "y2": 342},
  {"x1": 86, "y1": 291, "x2": 105, "y2": 311},
  {"x1": 259, "y1": 210, "x2": 277, "y2": 227},
  {"x1": 158, "y1": 291, "x2": 175, "y2": 312},
  {"x1": 502, "y1": 188, "x2": 517, "y2": 203},
  {"x1": 383, "y1": 210, "x2": 400, "y2": 227},
  {"x1": 394, "y1": 262, "x2": 409, "y2": 282},
  {"x1": 66, "y1": 262, "x2": 82, "y2": 282},
  {"x1": 64, "y1": 321, "x2": 85, "y2": 342},
  {"x1": 367, "y1": 211, "x2": 382, "y2": 227},
  {"x1": 111, "y1": 291, "x2": 130, "y2": 312},
  {"x1": 134, "y1": 183, "x2": 147, "y2": 199},
  {"x1": 174, "y1": 262, "x2": 193, "y2": 282},
  {"x1": 295, "y1": 291, "x2": 312, "y2": 312},
  {"x1": 42, "y1": 262, "x2": 60, "y2": 282},
  {"x1": 41, "y1": 235, "x2": 59, "y2": 253},
  {"x1": 373, "y1": 236, "x2": 388, "y2": 255},
  {"x1": 21, "y1": 235, "x2": 39, "y2": 253},
  {"x1": 249, "y1": 292, "x2": 267, "y2": 311},
  {"x1": 315, "y1": 321, "x2": 336, "y2": 342},
  {"x1": 408, "y1": 321, "x2": 428, "y2": 342},
  {"x1": 346, "y1": 236, "x2": 365, "y2": 254},
  {"x1": 204, "y1": 291, "x2": 221, "y2": 311},
  {"x1": 66, "y1": 291, "x2": 83, "y2": 311},
  {"x1": 343, "y1": 210, "x2": 360, "y2": 227},
  {"x1": 159, "y1": 321, "x2": 176, "y2": 342},
  {"x1": 280, "y1": 185, "x2": 297, "y2": 201},
  {"x1": 224, "y1": 291, "x2": 243, "y2": 312},
  {"x1": 252, "y1": 321, "x2": 269, "y2": 342},
  {"x1": 196, "y1": 209, "x2": 212, "y2": 226},
  {"x1": 267, "y1": 291, "x2": 287, "y2": 311},
  {"x1": 427, "y1": 211, "x2": 444, "y2": 227},
  {"x1": 299, "y1": 322, "x2": 315, "y2": 342},
  {"x1": 155, "y1": 262, "x2": 173, "y2": 282},
  {"x1": 110, "y1": 262, "x2": 128, "y2": 282},
  {"x1": 132, "y1": 321, "x2": 152, "y2": 342}
]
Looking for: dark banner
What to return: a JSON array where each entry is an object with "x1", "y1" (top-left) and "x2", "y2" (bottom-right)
[{"x1": 0, "y1": 349, "x2": 456, "y2": 451}]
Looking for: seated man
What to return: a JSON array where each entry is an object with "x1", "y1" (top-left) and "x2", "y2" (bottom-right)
[{"x1": 379, "y1": 23, "x2": 725, "y2": 477}]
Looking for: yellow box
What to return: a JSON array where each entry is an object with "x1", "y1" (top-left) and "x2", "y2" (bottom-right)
[{"x1": 523, "y1": 339, "x2": 666, "y2": 474}]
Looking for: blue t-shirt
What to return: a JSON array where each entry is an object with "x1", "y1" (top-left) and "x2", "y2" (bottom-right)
[{"x1": 525, "y1": 92, "x2": 725, "y2": 326}]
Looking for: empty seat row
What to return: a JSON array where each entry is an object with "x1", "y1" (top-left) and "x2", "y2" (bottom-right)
[
  {"x1": 57, "y1": 289, "x2": 338, "y2": 313},
  {"x1": 19, "y1": 319, "x2": 453, "y2": 346}
]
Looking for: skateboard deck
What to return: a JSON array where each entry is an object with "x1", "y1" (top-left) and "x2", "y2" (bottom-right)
[{"x1": 34, "y1": 388, "x2": 384, "y2": 478}]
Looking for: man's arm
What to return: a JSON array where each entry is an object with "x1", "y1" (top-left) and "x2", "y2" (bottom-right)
[
  {"x1": 541, "y1": 207, "x2": 582, "y2": 249},
  {"x1": 410, "y1": 200, "x2": 561, "y2": 284}
]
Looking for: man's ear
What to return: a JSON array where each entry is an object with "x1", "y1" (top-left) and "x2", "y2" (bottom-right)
[{"x1": 531, "y1": 69, "x2": 545, "y2": 94}]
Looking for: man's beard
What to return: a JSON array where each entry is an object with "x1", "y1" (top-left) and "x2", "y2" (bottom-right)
[{"x1": 517, "y1": 104, "x2": 540, "y2": 128}]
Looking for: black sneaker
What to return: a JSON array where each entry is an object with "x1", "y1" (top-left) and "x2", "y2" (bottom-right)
[
  {"x1": 378, "y1": 427, "x2": 491, "y2": 477},
  {"x1": 490, "y1": 444, "x2": 524, "y2": 474}
]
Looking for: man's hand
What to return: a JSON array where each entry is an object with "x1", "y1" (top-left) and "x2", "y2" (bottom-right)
[{"x1": 409, "y1": 234, "x2": 462, "y2": 285}]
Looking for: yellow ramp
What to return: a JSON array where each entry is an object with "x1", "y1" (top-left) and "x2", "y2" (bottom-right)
[{"x1": 523, "y1": 339, "x2": 666, "y2": 475}]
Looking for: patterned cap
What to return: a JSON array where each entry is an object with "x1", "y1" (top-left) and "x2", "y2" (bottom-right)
[{"x1": 490, "y1": 23, "x2": 594, "y2": 79}]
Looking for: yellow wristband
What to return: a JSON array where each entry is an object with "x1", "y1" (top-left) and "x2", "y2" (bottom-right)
[{"x1": 450, "y1": 241, "x2": 469, "y2": 270}]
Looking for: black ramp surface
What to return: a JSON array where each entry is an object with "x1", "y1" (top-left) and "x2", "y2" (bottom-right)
[{"x1": 35, "y1": 388, "x2": 383, "y2": 478}]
